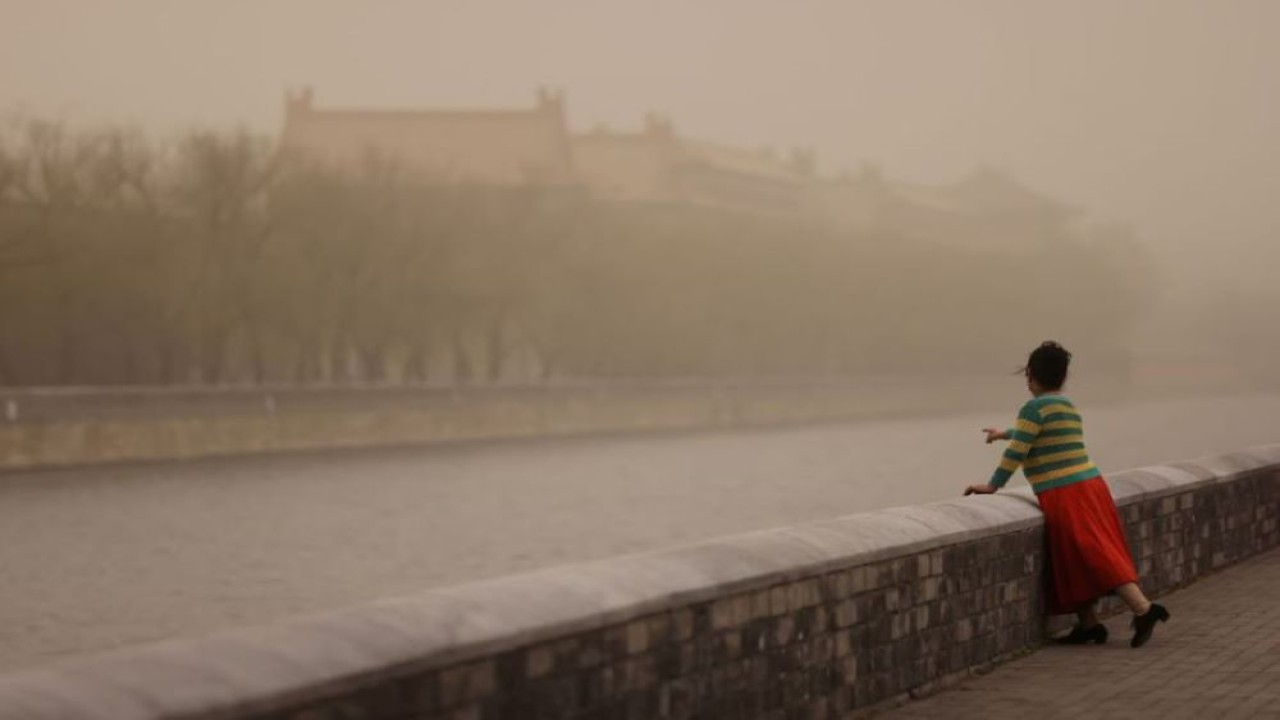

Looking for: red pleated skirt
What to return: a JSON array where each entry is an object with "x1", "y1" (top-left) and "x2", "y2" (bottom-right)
[{"x1": 1038, "y1": 476, "x2": 1138, "y2": 614}]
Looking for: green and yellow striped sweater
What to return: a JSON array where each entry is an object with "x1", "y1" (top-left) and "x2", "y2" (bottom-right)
[{"x1": 990, "y1": 394, "x2": 1101, "y2": 493}]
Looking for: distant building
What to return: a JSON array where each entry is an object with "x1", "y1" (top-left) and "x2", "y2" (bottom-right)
[
  {"x1": 817, "y1": 165, "x2": 1080, "y2": 248},
  {"x1": 569, "y1": 115, "x2": 681, "y2": 204},
  {"x1": 811, "y1": 164, "x2": 893, "y2": 234},
  {"x1": 278, "y1": 88, "x2": 1076, "y2": 235},
  {"x1": 281, "y1": 87, "x2": 575, "y2": 186},
  {"x1": 572, "y1": 114, "x2": 816, "y2": 214},
  {"x1": 280, "y1": 88, "x2": 817, "y2": 215},
  {"x1": 884, "y1": 167, "x2": 1080, "y2": 247}
]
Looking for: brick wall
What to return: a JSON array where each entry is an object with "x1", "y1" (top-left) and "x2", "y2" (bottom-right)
[{"x1": 0, "y1": 446, "x2": 1276, "y2": 720}]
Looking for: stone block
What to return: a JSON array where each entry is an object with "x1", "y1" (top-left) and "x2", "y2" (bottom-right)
[
  {"x1": 869, "y1": 645, "x2": 896, "y2": 674},
  {"x1": 447, "y1": 706, "x2": 482, "y2": 720},
  {"x1": 716, "y1": 630, "x2": 743, "y2": 663},
  {"x1": 439, "y1": 660, "x2": 496, "y2": 707},
  {"x1": 529, "y1": 674, "x2": 579, "y2": 718},
  {"x1": 914, "y1": 605, "x2": 931, "y2": 631},
  {"x1": 617, "y1": 655, "x2": 657, "y2": 694},
  {"x1": 834, "y1": 599, "x2": 858, "y2": 629},
  {"x1": 770, "y1": 585, "x2": 789, "y2": 616},
  {"x1": 840, "y1": 654, "x2": 858, "y2": 683},
  {"x1": 811, "y1": 634, "x2": 835, "y2": 663},
  {"x1": 676, "y1": 643, "x2": 699, "y2": 675},
  {"x1": 525, "y1": 646, "x2": 554, "y2": 679},
  {"x1": 890, "y1": 613, "x2": 908, "y2": 640},
  {"x1": 920, "y1": 576, "x2": 941, "y2": 602},
  {"x1": 787, "y1": 580, "x2": 820, "y2": 611},
  {"x1": 741, "y1": 618, "x2": 770, "y2": 655},
  {"x1": 823, "y1": 570, "x2": 851, "y2": 600},
  {"x1": 925, "y1": 551, "x2": 942, "y2": 576},
  {"x1": 625, "y1": 620, "x2": 649, "y2": 655},
  {"x1": 622, "y1": 690, "x2": 656, "y2": 720},
  {"x1": 809, "y1": 605, "x2": 830, "y2": 635},
  {"x1": 774, "y1": 616, "x2": 796, "y2": 646},
  {"x1": 828, "y1": 629, "x2": 852, "y2": 663},
  {"x1": 850, "y1": 566, "x2": 870, "y2": 594},
  {"x1": 644, "y1": 614, "x2": 673, "y2": 649},
  {"x1": 656, "y1": 678, "x2": 694, "y2": 719},
  {"x1": 710, "y1": 597, "x2": 736, "y2": 631},
  {"x1": 651, "y1": 642, "x2": 683, "y2": 682},
  {"x1": 872, "y1": 562, "x2": 894, "y2": 590},
  {"x1": 672, "y1": 608, "x2": 695, "y2": 642},
  {"x1": 750, "y1": 589, "x2": 772, "y2": 620},
  {"x1": 804, "y1": 695, "x2": 830, "y2": 720}
]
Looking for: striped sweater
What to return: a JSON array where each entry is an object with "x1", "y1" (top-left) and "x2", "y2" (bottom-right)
[{"x1": 990, "y1": 394, "x2": 1101, "y2": 493}]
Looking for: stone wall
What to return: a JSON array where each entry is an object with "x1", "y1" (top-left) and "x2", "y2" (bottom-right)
[
  {"x1": 0, "y1": 378, "x2": 1029, "y2": 472},
  {"x1": 0, "y1": 446, "x2": 1275, "y2": 720}
]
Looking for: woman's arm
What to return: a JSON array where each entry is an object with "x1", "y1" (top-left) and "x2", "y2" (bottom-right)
[
  {"x1": 988, "y1": 402, "x2": 1044, "y2": 489},
  {"x1": 981, "y1": 428, "x2": 1011, "y2": 444}
]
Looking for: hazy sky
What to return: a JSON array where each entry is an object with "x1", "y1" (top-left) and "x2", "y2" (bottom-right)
[{"x1": 2, "y1": 1, "x2": 1277, "y2": 283}]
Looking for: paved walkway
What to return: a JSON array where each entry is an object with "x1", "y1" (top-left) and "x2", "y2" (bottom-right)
[{"x1": 883, "y1": 547, "x2": 1280, "y2": 719}]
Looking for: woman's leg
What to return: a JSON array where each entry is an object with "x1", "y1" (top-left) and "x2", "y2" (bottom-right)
[
  {"x1": 1057, "y1": 600, "x2": 1108, "y2": 644},
  {"x1": 1118, "y1": 582, "x2": 1170, "y2": 647},
  {"x1": 1077, "y1": 600, "x2": 1100, "y2": 627},
  {"x1": 1115, "y1": 583, "x2": 1153, "y2": 616}
]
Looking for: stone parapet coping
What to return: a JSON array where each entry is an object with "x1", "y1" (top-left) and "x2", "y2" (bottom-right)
[{"x1": 1, "y1": 444, "x2": 1277, "y2": 720}]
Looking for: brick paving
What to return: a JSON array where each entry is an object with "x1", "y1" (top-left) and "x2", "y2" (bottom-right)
[{"x1": 880, "y1": 547, "x2": 1280, "y2": 719}]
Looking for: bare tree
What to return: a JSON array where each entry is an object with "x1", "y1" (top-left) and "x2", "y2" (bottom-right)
[{"x1": 169, "y1": 129, "x2": 280, "y2": 383}]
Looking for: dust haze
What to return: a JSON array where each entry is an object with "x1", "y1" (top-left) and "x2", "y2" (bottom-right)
[{"x1": 1, "y1": 0, "x2": 1276, "y2": 388}]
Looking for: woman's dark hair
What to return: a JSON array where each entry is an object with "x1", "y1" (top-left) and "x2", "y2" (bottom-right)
[{"x1": 1024, "y1": 341, "x2": 1071, "y2": 390}]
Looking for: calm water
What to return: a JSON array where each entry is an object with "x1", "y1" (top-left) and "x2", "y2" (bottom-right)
[{"x1": 1, "y1": 393, "x2": 1276, "y2": 672}]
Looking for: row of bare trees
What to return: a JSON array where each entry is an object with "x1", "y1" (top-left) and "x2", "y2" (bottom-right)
[{"x1": 0, "y1": 117, "x2": 1153, "y2": 386}]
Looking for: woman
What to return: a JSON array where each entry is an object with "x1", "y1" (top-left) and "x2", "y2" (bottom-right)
[{"x1": 964, "y1": 341, "x2": 1169, "y2": 647}]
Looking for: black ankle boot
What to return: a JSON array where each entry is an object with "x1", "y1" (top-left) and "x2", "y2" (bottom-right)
[
  {"x1": 1130, "y1": 603, "x2": 1170, "y2": 648},
  {"x1": 1056, "y1": 624, "x2": 1108, "y2": 645}
]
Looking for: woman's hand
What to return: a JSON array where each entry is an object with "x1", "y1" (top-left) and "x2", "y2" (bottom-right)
[
  {"x1": 964, "y1": 483, "x2": 998, "y2": 496},
  {"x1": 982, "y1": 428, "x2": 1008, "y2": 444}
]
